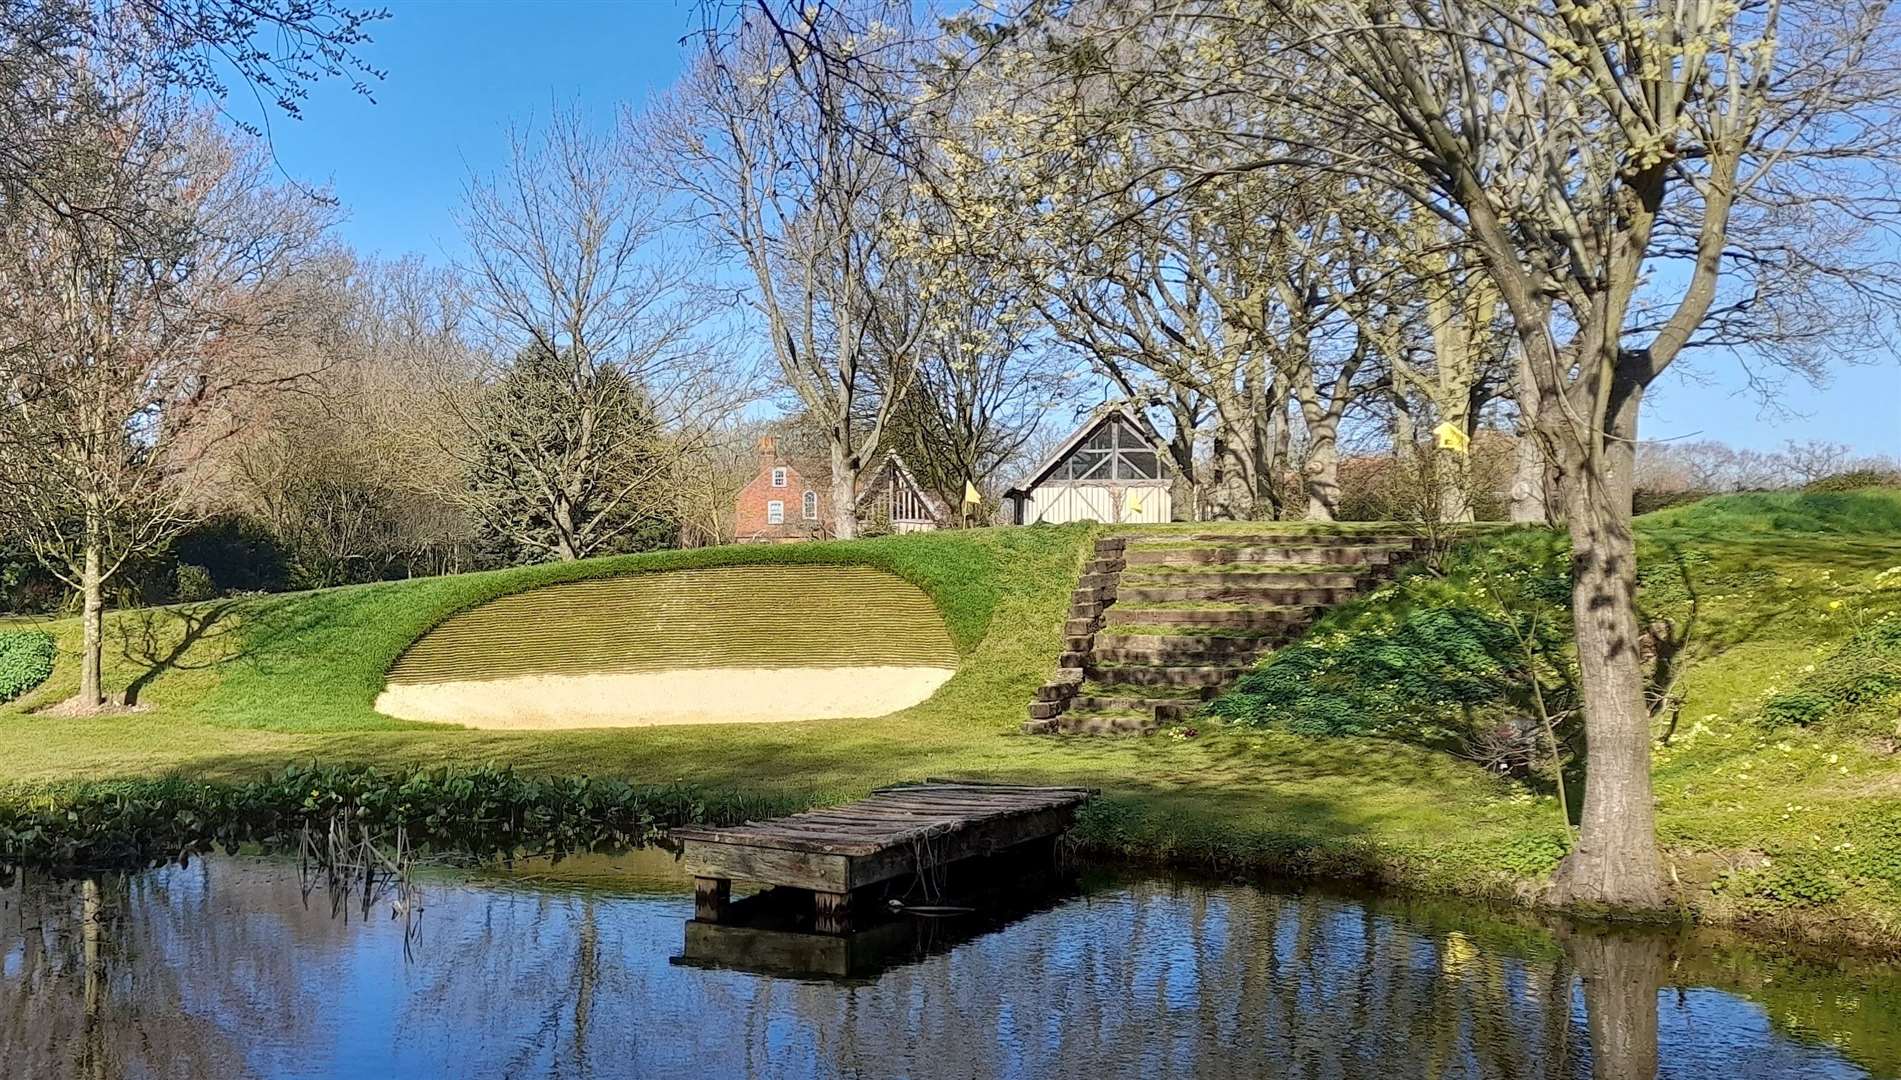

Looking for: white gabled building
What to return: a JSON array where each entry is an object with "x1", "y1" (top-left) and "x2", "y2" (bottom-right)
[{"x1": 1003, "y1": 407, "x2": 1178, "y2": 525}]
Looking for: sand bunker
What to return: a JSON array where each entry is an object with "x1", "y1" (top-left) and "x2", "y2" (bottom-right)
[{"x1": 375, "y1": 665, "x2": 957, "y2": 730}]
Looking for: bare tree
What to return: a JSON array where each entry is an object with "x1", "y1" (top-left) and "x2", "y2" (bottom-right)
[
  {"x1": 1225, "y1": 0, "x2": 1901, "y2": 905},
  {"x1": 976, "y1": 0, "x2": 1901, "y2": 905},
  {"x1": 211, "y1": 256, "x2": 475, "y2": 584},
  {"x1": 646, "y1": 3, "x2": 923, "y2": 538},
  {"x1": 435, "y1": 107, "x2": 749, "y2": 562},
  {"x1": 880, "y1": 249, "x2": 1072, "y2": 509},
  {"x1": 0, "y1": 69, "x2": 333, "y2": 709},
  {"x1": 1780, "y1": 439, "x2": 1857, "y2": 487},
  {"x1": 0, "y1": 0, "x2": 383, "y2": 220}
]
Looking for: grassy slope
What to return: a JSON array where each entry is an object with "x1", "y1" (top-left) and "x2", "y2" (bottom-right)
[
  {"x1": 1634, "y1": 492, "x2": 1901, "y2": 939},
  {"x1": 0, "y1": 524, "x2": 1541, "y2": 899},
  {"x1": 2, "y1": 494, "x2": 1899, "y2": 942},
  {"x1": 388, "y1": 564, "x2": 956, "y2": 683}
]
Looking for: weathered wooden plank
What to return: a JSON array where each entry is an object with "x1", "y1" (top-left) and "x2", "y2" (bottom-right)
[
  {"x1": 845, "y1": 805, "x2": 1079, "y2": 890},
  {"x1": 681, "y1": 839, "x2": 854, "y2": 891}
]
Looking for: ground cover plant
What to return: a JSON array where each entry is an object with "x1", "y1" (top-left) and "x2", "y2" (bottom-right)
[{"x1": 0, "y1": 630, "x2": 55, "y2": 703}]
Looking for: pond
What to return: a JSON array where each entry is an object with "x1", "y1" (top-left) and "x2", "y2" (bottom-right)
[{"x1": 2, "y1": 849, "x2": 1898, "y2": 1079}]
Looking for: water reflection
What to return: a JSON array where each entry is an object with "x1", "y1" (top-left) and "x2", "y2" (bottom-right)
[{"x1": 0, "y1": 857, "x2": 1892, "y2": 1079}]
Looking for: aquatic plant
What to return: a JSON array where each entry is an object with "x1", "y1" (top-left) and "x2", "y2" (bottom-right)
[{"x1": 0, "y1": 763, "x2": 798, "y2": 873}]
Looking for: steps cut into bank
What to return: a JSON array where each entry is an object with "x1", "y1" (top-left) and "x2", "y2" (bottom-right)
[{"x1": 1024, "y1": 530, "x2": 1427, "y2": 736}]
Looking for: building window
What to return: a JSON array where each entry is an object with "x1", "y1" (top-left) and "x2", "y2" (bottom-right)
[
  {"x1": 766, "y1": 500, "x2": 784, "y2": 524},
  {"x1": 771, "y1": 467, "x2": 788, "y2": 488},
  {"x1": 1053, "y1": 419, "x2": 1162, "y2": 481},
  {"x1": 802, "y1": 490, "x2": 818, "y2": 520}
]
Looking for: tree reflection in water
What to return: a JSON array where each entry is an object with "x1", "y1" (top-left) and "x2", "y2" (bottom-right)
[{"x1": 0, "y1": 858, "x2": 1890, "y2": 1079}]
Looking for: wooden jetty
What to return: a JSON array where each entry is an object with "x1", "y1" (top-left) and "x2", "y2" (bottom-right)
[
  {"x1": 672, "y1": 781, "x2": 1092, "y2": 933},
  {"x1": 673, "y1": 870, "x2": 1081, "y2": 980}
]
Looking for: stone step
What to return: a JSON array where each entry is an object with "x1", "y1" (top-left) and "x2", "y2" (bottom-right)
[
  {"x1": 1129, "y1": 532, "x2": 1424, "y2": 547},
  {"x1": 1083, "y1": 663, "x2": 1251, "y2": 688},
  {"x1": 1042, "y1": 710, "x2": 1160, "y2": 736},
  {"x1": 1118, "y1": 569, "x2": 1367, "y2": 589},
  {"x1": 1117, "y1": 584, "x2": 1358, "y2": 607},
  {"x1": 1064, "y1": 617, "x2": 1099, "y2": 636},
  {"x1": 1072, "y1": 693, "x2": 1205, "y2": 714},
  {"x1": 1103, "y1": 606, "x2": 1316, "y2": 629},
  {"x1": 1033, "y1": 678, "x2": 1083, "y2": 702},
  {"x1": 1089, "y1": 637, "x2": 1279, "y2": 664},
  {"x1": 1124, "y1": 545, "x2": 1409, "y2": 567},
  {"x1": 1092, "y1": 647, "x2": 1261, "y2": 667}
]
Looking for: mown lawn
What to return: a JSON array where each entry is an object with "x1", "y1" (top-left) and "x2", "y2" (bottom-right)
[{"x1": 3, "y1": 493, "x2": 1900, "y2": 944}]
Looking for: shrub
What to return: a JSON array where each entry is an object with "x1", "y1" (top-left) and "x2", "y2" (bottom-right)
[
  {"x1": 1634, "y1": 488, "x2": 1712, "y2": 515},
  {"x1": 174, "y1": 563, "x2": 217, "y2": 603},
  {"x1": 171, "y1": 513, "x2": 291, "y2": 593},
  {"x1": 1805, "y1": 469, "x2": 1901, "y2": 493},
  {"x1": 0, "y1": 630, "x2": 55, "y2": 703}
]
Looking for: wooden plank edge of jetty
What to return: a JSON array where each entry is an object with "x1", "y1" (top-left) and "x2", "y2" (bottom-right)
[{"x1": 675, "y1": 780, "x2": 1097, "y2": 933}]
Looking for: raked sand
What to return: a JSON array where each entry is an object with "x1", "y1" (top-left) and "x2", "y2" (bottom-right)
[{"x1": 375, "y1": 665, "x2": 957, "y2": 730}]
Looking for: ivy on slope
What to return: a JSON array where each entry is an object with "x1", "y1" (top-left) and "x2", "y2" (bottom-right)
[
  {"x1": 1762, "y1": 613, "x2": 1901, "y2": 730},
  {"x1": 1207, "y1": 533, "x2": 1574, "y2": 747}
]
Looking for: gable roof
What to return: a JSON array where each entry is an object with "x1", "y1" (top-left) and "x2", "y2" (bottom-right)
[
  {"x1": 1004, "y1": 406, "x2": 1175, "y2": 497},
  {"x1": 855, "y1": 453, "x2": 954, "y2": 522}
]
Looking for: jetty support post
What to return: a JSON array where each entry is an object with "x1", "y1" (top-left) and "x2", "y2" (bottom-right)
[
  {"x1": 814, "y1": 890, "x2": 853, "y2": 934},
  {"x1": 694, "y1": 876, "x2": 731, "y2": 922}
]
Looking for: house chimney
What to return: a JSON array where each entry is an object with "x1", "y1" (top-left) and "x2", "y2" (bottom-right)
[{"x1": 757, "y1": 435, "x2": 777, "y2": 465}]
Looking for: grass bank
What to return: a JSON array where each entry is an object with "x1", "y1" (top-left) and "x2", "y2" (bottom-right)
[{"x1": 2, "y1": 496, "x2": 1900, "y2": 949}]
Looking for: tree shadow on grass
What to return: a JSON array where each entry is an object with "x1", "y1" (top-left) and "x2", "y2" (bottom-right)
[{"x1": 116, "y1": 602, "x2": 242, "y2": 706}]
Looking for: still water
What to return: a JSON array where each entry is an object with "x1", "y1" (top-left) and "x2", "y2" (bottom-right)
[{"x1": 2, "y1": 850, "x2": 1897, "y2": 1079}]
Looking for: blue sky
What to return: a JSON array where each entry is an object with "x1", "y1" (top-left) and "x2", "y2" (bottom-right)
[{"x1": 254, "y1": 0, "x2": 1901, "y2": 457}]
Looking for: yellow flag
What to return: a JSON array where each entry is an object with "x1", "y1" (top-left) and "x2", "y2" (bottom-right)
[
  {"x1": 1124, "y1": 489, "x2": 1145, "y2": 516},
  {"x1": 1433, "y1": 421, "x2": 1471, "y2": 455},
  {"x1": 963, "y1": 480, "x2": 982, "y2": 505}
]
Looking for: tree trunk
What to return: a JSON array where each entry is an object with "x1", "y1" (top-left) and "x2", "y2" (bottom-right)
[
  {"x1": 1560, "y1": 924, "x2": 1669, "y2": 1080},
  {"x1": 80, "y1": 513, "x2": 104, "y2": 710},
  {"x1": 1303, "y1": 428, "x2": 1339, "y2": 522},
  {"x1": 1437, "y1": 449, "x2": 1474, "y2": 524},
  {"x1": 829, "y1": 442, "x2": 858, "y2": 539},
  {"x1": 551, "y1": 494, "x2": 581, "y2": 561},
  {"x1": 1512, "y1": 354, "x2": 1558, "y2": 526},
  {"x1": 1391, "y1": 399, "x2": 1416, "y2": 454},
  {"x1": 1548, "y1": 435, "x2": 1668, "y2": 910}
]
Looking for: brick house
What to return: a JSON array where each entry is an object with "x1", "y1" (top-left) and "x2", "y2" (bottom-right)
[{"x1": 735, "y1": 436, "x2": 950, "y2": 542}]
